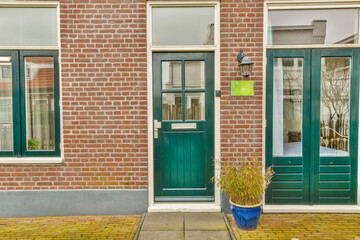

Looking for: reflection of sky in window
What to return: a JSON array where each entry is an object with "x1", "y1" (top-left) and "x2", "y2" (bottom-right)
[
  {"x1": 269, "y1": 9, "x2": 358, "y2": 44},
  {"x1": 152, "y1": 7, "x2": 214, "y2": 45}
]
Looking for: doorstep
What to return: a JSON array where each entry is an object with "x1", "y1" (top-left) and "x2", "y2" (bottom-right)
[
  {"x1": 148, "y1": 203, "x2": 221, "y2": 212},
  {"x1": 136, "y1": 212, "x2": 234, "y2": 240}
]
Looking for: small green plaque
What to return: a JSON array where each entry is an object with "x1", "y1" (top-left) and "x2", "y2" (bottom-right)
[{"x1": 231, "y1": 80, "x2": 254, "y2": 96}]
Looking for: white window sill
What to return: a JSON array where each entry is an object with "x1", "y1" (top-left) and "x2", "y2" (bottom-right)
[{"x1": 0, "y1": 157, "x2": 63, "y2": 164}]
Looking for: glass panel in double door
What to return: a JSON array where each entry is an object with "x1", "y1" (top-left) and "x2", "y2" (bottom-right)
[
  {"x1": 266, "y1": 49, "x2": 358, "y2": 205},
  {"x1": 153, "y1": 52, "x2": 214, "y2": 202}
]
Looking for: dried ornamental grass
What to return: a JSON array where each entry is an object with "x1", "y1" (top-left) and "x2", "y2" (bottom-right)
[{"x1": 213, "y1": 160, "x2": 274, "y2": 206}]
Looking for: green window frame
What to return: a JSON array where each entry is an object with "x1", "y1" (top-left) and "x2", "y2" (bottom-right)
[{"x1": 0, "y1": 50, "x2": 60, "y2": 157}]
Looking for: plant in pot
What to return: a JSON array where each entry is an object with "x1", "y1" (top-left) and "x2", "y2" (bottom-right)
[{"x1": 213, "y1": 159, "x2": 274, "y2": 230}]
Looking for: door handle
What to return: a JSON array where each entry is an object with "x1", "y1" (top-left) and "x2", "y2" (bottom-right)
[{"x1": 154, "y1": 120, "x2": 162, "y2": 139}]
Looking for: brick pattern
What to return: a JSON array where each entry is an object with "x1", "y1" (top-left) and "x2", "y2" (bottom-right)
[
  {"x1": 228, "y1": 213, "x2": 360, "y2": 240},
  {"x1": 220, "y1": 0, "x2": 264, "y2": 163},
  {"x1": 0, "y1": 0, "x2": 265, "y2": 190},
  {"x1": 0, "y1": 215, "x2": 141, "y2": 239},
  {"x1": 0, "y1": 0, "x2": 148, "y2": 190}
]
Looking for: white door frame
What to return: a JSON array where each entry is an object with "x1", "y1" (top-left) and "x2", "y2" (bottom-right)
[{"x1": 146, "y1": 1, "x2": 221, "y2": 212}]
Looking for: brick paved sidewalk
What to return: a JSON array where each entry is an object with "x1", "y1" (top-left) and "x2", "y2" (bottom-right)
[
  {"x1": 0, "y1": 215, "x2": 140, "y2": 240},
  {"x1": 227, "y1": 213, "x2": 360, "y2": 240}
]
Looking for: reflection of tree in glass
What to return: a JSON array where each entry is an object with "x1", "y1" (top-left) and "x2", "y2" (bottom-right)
[
  {"x1": 320, "y1": 57, "x2": 350, "y2": 152},
  {"x1": 282, "y1": 58, "x2": 303, "y2": 143}
]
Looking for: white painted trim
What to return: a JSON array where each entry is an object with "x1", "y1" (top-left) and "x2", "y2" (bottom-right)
[
  {"x1": 148, "y1": 1, "x2": 218, "y2": 6},
  {"x1": 147, "y1": 0, "x2": 221, "y2": 210},
  {"x1": 0, "y1": 1, "x2": 58, "y2": 7},
  {"x1": 262, "y1": 0, "x2": 269, "y2": 205},
  {"x1": 266, "y1": 0, "x2": 360, "y2": 4},
  {"x1": 263, "y1": 205, "x2": 360, "y2": 213},
  {"x1": 0, "y1": 157, "x2": 63, "y2": 164},
  {"x1": 263, "y1": 0, "x2": 360, "y2": 208},
  {"x1": 147, "y1": 1, "x2": 155, "y2": 208},
  {"x1": 267, "y1": 45, "x2": 360, "y2": 49},
  {"x1": 149, "y1": 46, "x2": 217, "y2": 51},
  {"x1": 268, "y1": 3, "x2": 360, "y2": 9},
  {"x1": 0, "y1": 46, "x2": 59, "y2": 50},
  {"x1": 57, "y1": 3, "x2": 64, "y2": 160},
  {"x1": 213, "y1": 0, "x2": 221, "y2": 209},
  {"x1": 148, "y1": 203, "x2": 221, "y2": 212}
]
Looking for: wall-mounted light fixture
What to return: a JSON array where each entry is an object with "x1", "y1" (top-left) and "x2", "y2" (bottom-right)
[{"x1": 237, "y1": 50, "x2": 254, "y2": 78}]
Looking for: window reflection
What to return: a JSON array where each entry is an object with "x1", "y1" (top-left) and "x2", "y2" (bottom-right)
[
  {"x1": 185, "y1": 93, "x2": 205, "y2": 120},
  {"x1": 268, "y1": 9, "x2": 359, "y2": 45},
  {"x1": 152, "y1": 7, "x2": 214, "y2": 45},
  {"x1": 25, "y1": 57, "x2": 55, "y2": 151},
  {"x1": 162, "y1": 61, "x2": 182, "y2": 89},
  {"x1": 0, "y1": 60, "x2": 13, "y2": 151},
  {"x1": 320, "y1": 57, "x2": 351, "y2": 156},
  {"x1": 273, "y1": 58, "x2": 303, "y2": 156},
  {"x1": 162, "y1": 93, "x2": 182, "y2": 120}
]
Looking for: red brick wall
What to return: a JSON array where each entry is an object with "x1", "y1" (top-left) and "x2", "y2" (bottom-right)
[
  {"x1": 0, "y1": 0, "x2": 148, "y2": 190},
  {"x1": 220, "y1": 0, "x2": 264, "y2": 163},
  {"x1": 0, "y1": 0, "x2": 264, "y2": 190}
]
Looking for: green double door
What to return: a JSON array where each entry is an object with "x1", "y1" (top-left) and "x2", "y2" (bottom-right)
[
  {"x1": 266, "y1": 49, "x2": 359, "y2": 204},
  {"x1": 153, "y1": 52, "x2": 214, "y2": 202}
]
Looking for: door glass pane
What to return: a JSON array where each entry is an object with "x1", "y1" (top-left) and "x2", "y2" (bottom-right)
[
  {"x1": 162, "y1": 61, "x2": 181, "y2": 89},
  {"x1": 25, "y1": 57, "x2": 55, "y2": 151},
  {"x1": 320, "y1": 57, "x2": 350, "y2": 156},
  {"x1": 185, "y1": 61, "x2": 205, "y2": 89},
  {"x1": 152, "y1": 7, "x2": 214, "y2": 45},
  {"x1": 268, "y1": 9, "x2": 358, "y2": 45},
  {"x1": 162, "y1": 93, "x2": 182, "y2": 120},
  {"x1": 185, "y1": 93, "x2": 205, "y2": 120},
  {"x1": 0, "y1": 8, "x2": 58, "y2": 47},
  {"x1": 0, "y1": 58, "x2": 13, "y2": 151},
  {"x1": 273, "y1": 58, "x2": 303, "y2": 156}
]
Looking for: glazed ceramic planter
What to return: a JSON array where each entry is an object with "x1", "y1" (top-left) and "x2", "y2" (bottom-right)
[{"x1": 229, "y1": 200, "x2": 262, "y2": 230}]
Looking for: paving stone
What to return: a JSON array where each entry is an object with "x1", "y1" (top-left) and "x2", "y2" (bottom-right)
[
  {"x1": 185, "y1": 212, "x2": 227, "y2": 231},
  {"x1": 141, "y1": 212, "x2": 183, "y2": 231},
  {"x1": 185, "y1": 230, "x2": 231, "y2": 240},
  {"x1": 138, "y1": 230, "x2": 184, "y2": 240},
  {"x1": 227, "y1": 213, "x2": 360, "y2": 240}
]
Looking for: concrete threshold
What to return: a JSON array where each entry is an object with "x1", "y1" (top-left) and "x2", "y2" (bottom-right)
[{"x1": 136, "y1": 212, "x2": 234, "y2": 240}]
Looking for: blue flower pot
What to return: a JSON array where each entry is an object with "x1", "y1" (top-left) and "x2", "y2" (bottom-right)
[{"x1": 230, "y1": 201, "x2": 262, "y2": 230}]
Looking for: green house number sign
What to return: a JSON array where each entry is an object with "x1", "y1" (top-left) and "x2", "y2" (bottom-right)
[{"x1": 231, "y1": 80, "x2": 254, "y2": 96}]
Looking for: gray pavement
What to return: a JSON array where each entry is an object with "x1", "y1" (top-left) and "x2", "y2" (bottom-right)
[{"x1": 137, "y1": 212, "x2": 232, "y2": 240}]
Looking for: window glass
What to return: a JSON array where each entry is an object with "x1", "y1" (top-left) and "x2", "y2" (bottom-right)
[
  {"x1": 320, "y1": 57, "x2": 351, "y2": 156},
  {"x1": 152, "y1": 7, "x2": 214, "y2": 45},
  {"x1": 185, "y1": 61, "x2": 205, "y2": 89},
  {"x1": 185, "y1": 92, "x2": 205, "y2": 120},
  {"x1": 162, "y1": 61, "x2": 182, "y2": 89},
  {"x1": 268, "y1": 9, "x2": 359, "y2": 45},
  {"x1": 0, "y1": 58, "x2": 13, "y2": 151},
  {"x1": 25, "y1": 57, "x2": 55, "y2": 151},
  {"x1": 0, "y1": 8, "x2": 57, "y2": 46},
  {"x1": 273, "y1": 58, "x2": 303, "y2": 156},
  {"x1": 162, "y1": 93, "x2": 182, "y2": 120}
]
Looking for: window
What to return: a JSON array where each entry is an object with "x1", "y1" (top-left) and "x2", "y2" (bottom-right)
[
  {"x1": 0, "y1": 51, "x2": 60, "y2": 157},
  {"x1": 0, "y1": 7, "x2": 57, "y2": 47},
  {"x1": 152, "y1": 7, "x2": 215, "y2": 45},
  {"x1": 0, "y1": 6, "x2": 60, "y2": 158},
  {"x1": 268, "y1": 8, "x2": 359, "y2": 45}
]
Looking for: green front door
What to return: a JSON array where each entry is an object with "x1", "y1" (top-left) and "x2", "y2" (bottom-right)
[
  {"x1": 153, "y1": 52, "x2": 214, "y2": 202},
  {"x1": 266, "y1": 49, "x2": 359, "y2": 204}
]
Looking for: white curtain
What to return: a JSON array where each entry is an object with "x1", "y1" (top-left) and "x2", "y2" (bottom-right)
[{"x1": 273, "y1": 58, "x2": 284, "y2": 156}]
